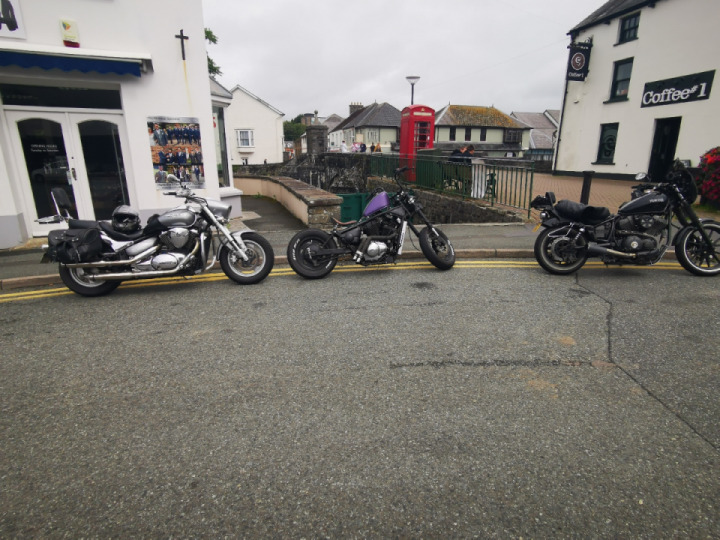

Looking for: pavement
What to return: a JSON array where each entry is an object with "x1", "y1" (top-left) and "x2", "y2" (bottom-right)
[{"x1": 1, "y1": 173, "x2": 716, "y2": 290}]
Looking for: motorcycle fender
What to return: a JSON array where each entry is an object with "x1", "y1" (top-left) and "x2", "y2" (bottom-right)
[
  {"x1": 226, "y1": 229, "x2": 255, "y2": 261},
  {"x1": 538, "y1": 217, "x2": 566, "y2": 229},
  {"x1": 672, "y1": 219, "x2": 720, "y2": 246}
]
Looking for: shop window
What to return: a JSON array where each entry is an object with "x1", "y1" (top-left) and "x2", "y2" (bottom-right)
[
  {"x1": 609, "y1": 58, "x2": 633, "y2": 100},
  {"x1": 595, "y1": 123, "x2": 619, "y2": 164},
  {"x1": 235, "y1": 129, "x2": 254, "y2": 148},
  {"x1": 618, "y1": 13, "x2": 640, "y2": 43}
]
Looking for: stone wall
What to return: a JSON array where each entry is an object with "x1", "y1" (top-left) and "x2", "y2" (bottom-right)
[
  {"x1": 235, "y1": 153, "x2": 524, "y2": 224},
  {"x1": 367, "y1": 178, "x2": 522, "y2": 224}
]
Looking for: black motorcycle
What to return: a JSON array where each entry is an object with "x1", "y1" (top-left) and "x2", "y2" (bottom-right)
[
  {"x1": 39, "y1": 183, "x2": 274, "y2": 296},
  {"x1": 530, "y1": 162, "x2": 720, "y2": 276},
  {"x1": 287, "y1": 167, "x2": 455, "y2": 279}
]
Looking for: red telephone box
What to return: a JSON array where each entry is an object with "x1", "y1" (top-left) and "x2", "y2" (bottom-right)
[{"x1": 399, "y1": 105, "x2": 435, "y2": 181}]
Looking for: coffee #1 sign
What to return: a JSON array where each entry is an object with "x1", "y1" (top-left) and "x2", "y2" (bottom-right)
[{"x1": 641, "y1": 70, "x2": 714, "y2": 108}]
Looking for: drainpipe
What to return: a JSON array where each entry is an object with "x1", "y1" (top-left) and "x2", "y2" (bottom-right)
[{"x1": 553, "y1": 38, "x2": 573, "y2": 174}]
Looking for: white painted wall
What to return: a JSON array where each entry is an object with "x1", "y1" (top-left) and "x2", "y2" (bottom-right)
[
  {"x1": 0, "y1": 0, "x2": 216, "y2": 247},
  {"x1": 226, "y1": 86, "x2": 284, "y2": 165},
  {"x1": 556, "y1": 0, "x2": 719, "y2": 176}
]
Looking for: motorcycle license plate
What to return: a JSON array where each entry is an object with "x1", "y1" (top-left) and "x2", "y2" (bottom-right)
[{"x1": 533, "y1": 223, "x2": 542, "y2": 232}]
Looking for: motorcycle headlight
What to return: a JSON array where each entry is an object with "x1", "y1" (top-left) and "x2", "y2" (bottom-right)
[{"x1": 540, "y1": 211, "x2": 549, "y2": 220}]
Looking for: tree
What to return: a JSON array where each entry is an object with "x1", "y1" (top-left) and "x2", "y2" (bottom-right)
[
  {"x1": 205, "y1": 28, "x2": 221, "y2": 77},
  {"x1": 283, "y1": 118, "x2": 306, "y2": 142}
]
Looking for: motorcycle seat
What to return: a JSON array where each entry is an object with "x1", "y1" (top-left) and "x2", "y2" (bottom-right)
[
  {"x1": 98, "y1": 221, "x2": 145, "y2": 241},
  {"x1": 331, "y1": 217, "x2": 358, "y2": 226},
  {"x1": 555, "y1": 200, "x2": 610, "y2": 225}
]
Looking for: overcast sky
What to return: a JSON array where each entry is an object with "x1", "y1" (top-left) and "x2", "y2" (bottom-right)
[{"x1": 201, "y1": 0, "x2": 606, "y2": 120}]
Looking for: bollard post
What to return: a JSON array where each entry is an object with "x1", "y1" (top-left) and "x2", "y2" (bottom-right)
[{"x1": 580, "y1": 170, "x2": 594, "y2": 204}]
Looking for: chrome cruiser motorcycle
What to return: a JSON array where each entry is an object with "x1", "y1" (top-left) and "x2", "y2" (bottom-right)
[
  {"x1": 530, "y1": 162, "x2": 720, "y2": 276},
  {"x1": 287, "y1": 167, "x2": 455, "y2": 279},
  {"x1": 40, "y1": 182, "x2": 274, "y2": 296}
]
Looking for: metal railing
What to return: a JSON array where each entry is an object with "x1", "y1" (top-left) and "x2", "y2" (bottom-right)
[{"x1": 369, "y1": 154, "x2": 535, "y2": 217}]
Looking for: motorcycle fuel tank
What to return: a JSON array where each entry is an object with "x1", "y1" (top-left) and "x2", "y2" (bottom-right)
[
  {"x1": 157, "y1": 209, "x2": 196, "y2": 227},
  {"x1": 618, "y1": 192, "x2": 669, "y2": 215},
  {"x1": 363, "y1": 191, "x2": 391, "y2": 216}
]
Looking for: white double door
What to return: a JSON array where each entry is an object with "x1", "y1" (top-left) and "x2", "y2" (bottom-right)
[{"x1": 6, "y1": 109, "x2": 131, "y2": 235}]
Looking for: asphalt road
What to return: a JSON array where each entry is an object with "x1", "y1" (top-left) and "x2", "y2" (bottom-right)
[{"x1": 1, "y1": 261, "x2": 719, "y2": 537}]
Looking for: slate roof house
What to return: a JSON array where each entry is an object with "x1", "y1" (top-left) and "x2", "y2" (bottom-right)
[
  {"x1": 434, "y1": 105, "x2": 530, "y2": 158},
  {"x1": 510, "y1": 110, "x2": 560, "y2": 162},
  {"x1": 328, "y1": 102, "x2": 401, "y2": 152},
  {"x1": 555, "y1": 0, "x2": 717, "y2": 179}
]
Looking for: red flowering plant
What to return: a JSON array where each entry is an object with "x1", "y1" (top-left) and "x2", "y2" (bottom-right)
[{"x1": 698, "y1": 147, "x2": 720, "y2": 205}]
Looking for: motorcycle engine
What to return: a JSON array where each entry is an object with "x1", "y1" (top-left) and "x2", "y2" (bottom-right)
[
  {"x1": 365, "y1": 241, "x2": 388, "y2": 261},
  {"x1": 362, "y1": 214, "x2": 398, "y2": 238},
  {"x1": 160, "y1": 227, "x2": 192, "y2": 249},
  {"x1": 616, "y1": 214, "x2": 667, "y2": 252},
  {"x1": 134, "y1": 227, "x2": 198, "y2": 272}
]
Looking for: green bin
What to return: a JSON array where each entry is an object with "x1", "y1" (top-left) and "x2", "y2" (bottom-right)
[{"x1": 338, "y1": 193, "x2": 369, "y2": 222}]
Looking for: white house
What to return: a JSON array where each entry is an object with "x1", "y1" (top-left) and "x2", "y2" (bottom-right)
[
  {"x1": 434, "y1": 105, "x2": 530, "y2": 158},
  {"x1": 555, "y1": 0, "x2": 718, "y2": 180},
  {"x1": 0, "y1": 0, "x2": 231, "y2": 249},
  {"x1": 225, "y1": 84, "x2": 284, "y2": 166}
]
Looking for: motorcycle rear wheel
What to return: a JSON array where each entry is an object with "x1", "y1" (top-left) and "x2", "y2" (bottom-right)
[
  {"x1": 534, "y1": 226, "x2": 589, "y2": 275},
  {"x1": 287, "y1": 229, "x2": 338, "y2": 279},
  {"x1": 59, "y1": 265, "x2": 121, "y2": 297},
  {"x1": 219, "y1": 232, "x2": 274, "y2": 284},
  {"x1": 419, "y1": 227, "x2": 455, "y2": 270},
  {"x1": 675, "y1": 222, "x2": 720, "y2": 276}
]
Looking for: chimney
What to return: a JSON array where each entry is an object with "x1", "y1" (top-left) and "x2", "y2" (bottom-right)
[{"x1": 349, "y1": 102, "x2": 363, "y2": 116}]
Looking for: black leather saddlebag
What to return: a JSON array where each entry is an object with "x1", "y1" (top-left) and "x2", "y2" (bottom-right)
[{"x1": 47, "y1": 228, "x2": 103, "y2": 264}]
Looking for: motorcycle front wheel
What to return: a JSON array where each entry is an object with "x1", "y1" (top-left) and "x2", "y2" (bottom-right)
[
  {"x1": 419, "y1": 227, "x2": 455, "y2": 270},
  {"x1": 287, "y1": 229, "x2": 338, "y2": 279},
  {"x1": 219, "y1": 232, "x2": 274, "y2": 284},
  {"x1": 675, "y1": 222, "x2": 720, "y2": 276},
  {"x1": 59, "y1": 265, "x2": 121, "y2": 297},
  {"x1": 534, "y1": 226, "x2": 589, "y2": 275}
]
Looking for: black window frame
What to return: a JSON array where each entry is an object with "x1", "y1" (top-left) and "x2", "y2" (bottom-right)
[
  {"x1": 594, "y1": 123, "x2": 619, "y2": 165},
  {"x1": 504, "y1": 129, "x2": 521, "y2": 144},
  {"x1": 609, "y1": 58, "x2": 634, "y2": 101},
  {"x1": 618, "y1": 12, "x2": 640, "y2": 44},
  {"x1": 464, "y1": 127, "x2": 472, "y2": 142},
  {"x1": 449, "y1": 127, "x2": 456, "y2": 142}
]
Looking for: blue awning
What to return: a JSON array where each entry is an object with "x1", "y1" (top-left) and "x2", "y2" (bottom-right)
[{"x1": 0, "y1": 50, "x2": 143, "y2": 77}]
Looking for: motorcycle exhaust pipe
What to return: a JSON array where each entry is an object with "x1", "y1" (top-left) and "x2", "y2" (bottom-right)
[
  {"x1": 65, "y1": 246, "x2": 160, "y2": 269},
  {"x1": 86, "y1": 242, "x2": 200, "y2": 281},
  {"x1": 586, "y1": 244, "x2": 636, "y2": 259}
]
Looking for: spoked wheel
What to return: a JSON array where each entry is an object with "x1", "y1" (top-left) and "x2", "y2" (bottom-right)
[
  {"x1": 534, "y1": 226, "x2": 589, "y2": 275},
  {"x1": 287, "y1": 229, "x2": 338, "y2": 279},
  {"x1": 675, "y1": 222, "x2": 720, "y2": 276},
  {"x1": 219, "y1": 232, "x2": 275, "y2": 284},
  {"x1": 419, "y1": 227, "x2": 455, "y2": 270},
  {"x1": 59, "y1": 265, "x2": 121, "y2": 297}
]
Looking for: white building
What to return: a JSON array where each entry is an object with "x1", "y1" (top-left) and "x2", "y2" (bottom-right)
[
  {"x1": 225, "y1": 84, "x2": 284, "y2": 166},
  {"x1": 0, "y1": 0, "x2": 235, "y2": 249},
  {"x1": 555, "y1": 0, "x2": 718, "y2": 180}
]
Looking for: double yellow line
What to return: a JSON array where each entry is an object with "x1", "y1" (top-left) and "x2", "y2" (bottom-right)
[{"x1": 0, "y1": 260, "x2": 683, "y2": 304}]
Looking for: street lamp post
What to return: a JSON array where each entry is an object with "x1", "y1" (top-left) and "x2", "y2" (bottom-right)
[{"x1": 406, "y1": 76, "x2": 420, "y2": 105}]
